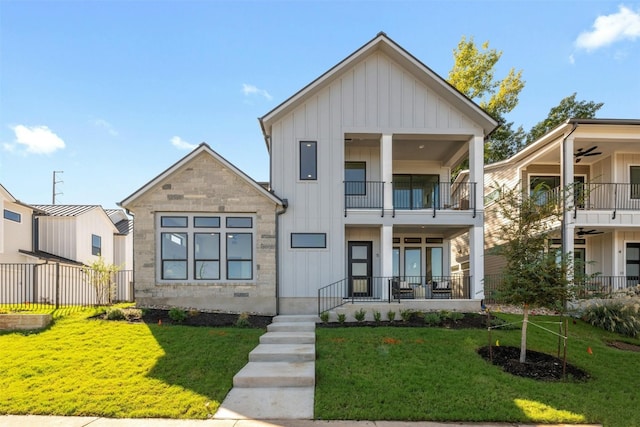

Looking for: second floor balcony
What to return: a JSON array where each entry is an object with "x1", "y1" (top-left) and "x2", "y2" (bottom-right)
[{"x1": 344, "y1": 181, "x2": 476, "y2": 217}]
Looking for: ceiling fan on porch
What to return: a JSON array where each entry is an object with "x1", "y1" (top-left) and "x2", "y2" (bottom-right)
[
  {"x1": 576, "y1": 227, "x2": 604, "y2": 237},
  {"x1": 574, "y1": 146, "x2": 602, "y2": 163}
]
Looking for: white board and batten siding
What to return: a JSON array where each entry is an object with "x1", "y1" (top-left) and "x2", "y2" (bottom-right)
[
  {"x1": 271, "y1": 50, "x2": 486, "y2": 309},
  {"x1": 38, "y1": 209, "x2": 116, "y2": 265}
]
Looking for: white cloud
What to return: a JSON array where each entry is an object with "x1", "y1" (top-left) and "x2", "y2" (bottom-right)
[
  {"x1": 575, "y1": 5, "x2": 640, "y2": 51},
  {"x1": 170, "y1": 136, "x2": 197, "y2": 150},
  {"x1": 242, "y1": 83, "x2": 273, "y2": 100},
  {"x1": 6, "y1": 125, "x2": 66, "y2": 154},
  {"x1": 92, "y1": 118, "x2": 119, "y2": 136}
]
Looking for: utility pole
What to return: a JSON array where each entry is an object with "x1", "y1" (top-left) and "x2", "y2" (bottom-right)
[{"x1": 52, "y1": 171, "x2": 63, "y2": 204}]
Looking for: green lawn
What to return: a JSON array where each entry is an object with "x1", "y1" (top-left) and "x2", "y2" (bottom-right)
[
  {"x1": 0, "y1": 308, "x2": 263, "y2": 419},
  {"x1": 315, "y1": 315, "x2": 640, "y2": 427},
  {"x1": 2, "y1": 310, "x2": 639, "y2": 425}
]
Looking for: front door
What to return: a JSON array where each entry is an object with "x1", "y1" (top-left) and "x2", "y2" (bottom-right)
[
  {"x1": 348, "y1": 241, "x2": 372, "y2": 297},
  {"x1": 626, "y1": 243, "x2": 640, "y2": 286}
]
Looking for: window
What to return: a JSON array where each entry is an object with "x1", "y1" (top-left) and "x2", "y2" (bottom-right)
[
  {"x1": 194, "y1": 233, "x2": 219, "y2": 279},
  {"x1": 3, "y1": 209, "x2": 21, "y2": 223},
  {"x1": 300, "y1": 141, "x2": 317, "y2": 180},
  {"x1": 393, "y1": 174, "x2": 439, "y2": 209},
  {"x1": 291, "y1": 233, "x2": 326, "y2": 248},
  {"x1": 530, "y1": 176, "x2": 560, "y2": 205},
  {"x1": 631, "y1": 166, "x2": 640, "y2": 199},
  {"x1": 91, "y1": 234, "x2": 101, "y2": 256},
  {"x1": 227, "y1": 233, "x2": 252, "y2": 279},
  {"x1": 345, "y1": 162, "x2": 366, "y2": 195},
  {"x1": 227, "y1": 217, "x2": 252, "y2": 228},
  {"x1": 158, "y1": 213, "x2": 254, "y2": 282},
  {"x1": 162, "y1": 232, "x2": 187, "y2": 279}
]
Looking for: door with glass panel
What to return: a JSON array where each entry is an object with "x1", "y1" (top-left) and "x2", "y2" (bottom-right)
[
  {"x1": 626, "y1": 243, "x2": 640, "y2": 287},
  {"x1": 348, "y1": 241, "x2": 372, "y2": 297}
]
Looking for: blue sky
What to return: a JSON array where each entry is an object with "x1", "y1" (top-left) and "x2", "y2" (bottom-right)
[{"x1": 1, "y1": 0, "x2": 639, "y2": 210}]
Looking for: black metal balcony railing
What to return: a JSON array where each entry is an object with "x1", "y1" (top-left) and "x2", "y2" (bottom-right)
[
  {"x1": 318, "y1": 275, "x2": 471, "y2": 314},
  {"x1": 576, "y1": 183, "x2": 640, "y2": 213},
  {"x1": 344, "y1": 181, "x2": 476, "y2": 216}
]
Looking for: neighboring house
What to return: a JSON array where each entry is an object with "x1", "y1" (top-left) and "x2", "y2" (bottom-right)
[
  {"x1": 105, "y1": 208, "x2": 134, "y2": 272},
  {"x1": 120, "y1": 143, "x2": 284, "y2": 314},
  {"x1": 260, "y1": 32, "x2": 497, "y2": 314},
  {"x1": 0, "y1": 183, "x2": 43, "y2": 263},
  {"x1": 480, "y1": 118, "x2": 640, "y2": 295},
  {"x1": 121, "y1": 33, "x2": 498, "y2": 315},
  {"x1": 31, "y1": 205, "x2": 120, "y2": 266}
]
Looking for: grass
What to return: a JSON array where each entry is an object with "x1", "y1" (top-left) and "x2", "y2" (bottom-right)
[
  {"x1": 315, "y1": 314, "x2": 640, "y2": 427},
  {"x1": 0, "y1": 308, "x2": 263, "y2": 419}
]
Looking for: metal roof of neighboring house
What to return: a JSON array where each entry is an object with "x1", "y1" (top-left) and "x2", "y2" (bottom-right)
[
  {"x1": 113, "y1": 219, "x2": 133, "y2": 235},
  {"x1": 31, "y1": 204, "x2": 101, "y2": 216}
]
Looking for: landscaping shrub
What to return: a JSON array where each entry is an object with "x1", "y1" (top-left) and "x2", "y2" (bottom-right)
[
  {"x1": 399, "y1": 309, "x2": 413, "y2": 322},
  {"x1": 424, "y1": 312, "x2": 441, "y2": 326},
  {"x1": 372, "y1": 310, "x2": 382, "y2": 323},
  {"x1": 319, "y1": 311, "x2": 330, "y2": 323},
  {"x1": 105, "y1": 307, "x2": 126, "y2": 321},
  {"x1": 386, "y1": 310, "x2": 396, "y2": 322},
  {"x1": 450, "y1": 311, "x2": 465, "y2": 322},
  {"x1": 235, "y1": 312, "x2": 251, "y2": 328},
  {"x1": 354, "y1": 308, "x2": 366, "y2": 322},
  {"x1": 168, "y1": 307, "x2": 187, "y2": 323},
  {"x1": 581, "y1": 300, "x2": 640, "y2": 338},
  {"x1": 337, "y1": 313, "x2": 346, "y2": 324}
]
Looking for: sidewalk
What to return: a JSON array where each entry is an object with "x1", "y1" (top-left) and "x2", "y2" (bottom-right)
[{"x1": 0, "y1": 415, "x2": 602, "y2": 427}]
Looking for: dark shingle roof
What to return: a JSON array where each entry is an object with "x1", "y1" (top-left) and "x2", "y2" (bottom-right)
[{"x1": 114, "y1": 219, "x2": 133, "y2": 235}]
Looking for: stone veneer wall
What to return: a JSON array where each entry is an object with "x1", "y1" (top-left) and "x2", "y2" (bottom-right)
[{"x1": 126, "y1": 152, "x2": 279, "y2": 315}]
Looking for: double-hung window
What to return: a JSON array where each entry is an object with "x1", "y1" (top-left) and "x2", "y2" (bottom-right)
[
  {"x1": 91, "y1": 234, "x2": 102, "y2": 256},
  {"x1": 158, "y1": 213, "x2": 253, "y2": 282}
]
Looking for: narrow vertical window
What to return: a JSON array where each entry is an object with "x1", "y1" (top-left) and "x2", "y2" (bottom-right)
[
  {"x1": 300, "y1": 141, "x2": 317, "y2": 180},
  {"x1": 161, "y1": 233, "x2": 188, "y2": 279},
  {"x1": 345, "y1": 162, "x2": 366, "y2": 195},
  {"x1": 91, "y1": 234, "x2": 102, "y2": 256},
  {"x1": 227, "y1": 233, "x2": 253, "y2": 280}
]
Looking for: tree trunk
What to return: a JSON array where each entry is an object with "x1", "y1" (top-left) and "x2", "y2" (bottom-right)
[{"x1": 520, "y1": 303, "x2": 529, "y2": 363}]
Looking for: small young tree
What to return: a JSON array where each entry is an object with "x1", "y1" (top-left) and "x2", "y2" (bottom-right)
[
  {"x1": 492, "y1": 183, "x2": 573, "y2": 363},
  {"x1": 83, "y1": 256, "x2": 121, "y2": 305}
]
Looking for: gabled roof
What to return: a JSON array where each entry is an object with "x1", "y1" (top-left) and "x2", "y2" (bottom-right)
[
  {"x1": 259, "y1": 32, "x2": 498, "y2": 148},
  {"x1": 119, "y1": 143, "x2": 284, "y2": 208},
  {"x1": 485, "y1": 118, "x2": 640, "y2": 171}
]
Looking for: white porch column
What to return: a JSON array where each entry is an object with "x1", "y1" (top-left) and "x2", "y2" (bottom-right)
[
  {"x1": 381, "y1": 134, "x2": 393, "y2": 211},
  {"x1": 469, "y1": 135, "x2": 484, "y2": 211},
  {"x1": 380, "y1": 225, "x2": 393, "y2": 299},
  {"x1": 470, "y1": 225, "x2": 485, "y2": 299},
  {"x1": 562, "y1": 135, "x2": 575, "y2": 281}
]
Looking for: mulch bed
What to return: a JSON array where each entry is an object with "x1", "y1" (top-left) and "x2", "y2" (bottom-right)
[
  {"x1": 477, "y1": 345, "x2": 590, "y2": 382},
  {"x1": 318, "y1": 312, "x2": 490, "y2": 329},
  {"x1": 95, "y1": 307, "x2": 273, "y2": 328},
  {"x1": 606, "y1": 340, "x2": 640, "y2": 352}
]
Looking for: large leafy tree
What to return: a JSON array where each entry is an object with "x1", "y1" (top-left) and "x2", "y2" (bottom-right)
[
  {"x1": 447, "y1": 36, "x2": 525, "y2": 163},
  {"x1": 526, "y1": 93, "x2": 604, "y2": 144},
  {"x1": 491, "y1": 183, "x2": 573, "y2": 363}
]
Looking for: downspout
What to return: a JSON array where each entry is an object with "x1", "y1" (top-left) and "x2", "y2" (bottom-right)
[{"x1": 275, "y1": 199, "x2": 288, "y2": 315}]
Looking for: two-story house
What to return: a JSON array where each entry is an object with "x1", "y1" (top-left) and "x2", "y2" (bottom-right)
[
  {"x1": 121, "y1": 33, "x2": 497, "y2": 315},
  {"x1": 481, "y1": 119, "x2": 640, "y2": 296},
  {"x1": 261, "y1": 32, "x2": 497, "y2": 314},
  {"x1": 0, "y1": 183, "x2": 43, "y2": 264}
]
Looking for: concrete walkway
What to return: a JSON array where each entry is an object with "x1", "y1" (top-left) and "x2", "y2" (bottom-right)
[
  {"x1": 213, "y1": 315, "x2": 318, "y2": 420},
  {"x1": 0, "y1": 416, "x2": 603, "y2": 426}
]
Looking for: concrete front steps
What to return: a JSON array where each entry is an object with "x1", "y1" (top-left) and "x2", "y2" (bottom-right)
[{"x1": 213, "y1": 315, "x2": 318, "y2": 420}]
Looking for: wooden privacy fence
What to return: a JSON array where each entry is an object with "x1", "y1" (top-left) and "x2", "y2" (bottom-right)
[{"x1": 0, "y1": 263, "x2": 133, "y2": 311}]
